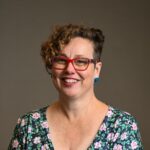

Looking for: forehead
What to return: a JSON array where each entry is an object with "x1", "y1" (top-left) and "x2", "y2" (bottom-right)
[{"x1": 60, "y1": 37, "x2": 94, "y2": 58}]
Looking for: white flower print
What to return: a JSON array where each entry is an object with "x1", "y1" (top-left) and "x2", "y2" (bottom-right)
[
  {"x1": 114, "y1": 119, "x2": 119, "y2": 128},
  {"x1": 41, "y1": 121, "x2": 49, "y2": 128},
  {"x1": 132, "y1": 122, "x2": 137, "y2": 131},
  {"x1": 41, "y1": 144, "x2": 49, "y2": 150},
  {"x1": 28, "y1": 126, "x2": 32, "y2": 133},
  {"x1": 107, "y1": 110, "x2": 113, "y2": 117},
  {"x1": 12, "y1": 139, "x2": 19, "y2": 148},
  {"x1": 107, "y1": 132, "x2": 114, "y2": 141},
  {"x1": 47, "y1": 133, "x2": 51, "y2": 140},
  {"x1": 113, "y1": 144, "x2": 122, "y2": 150},
  {"x1": 113, "y1": 133, "x2": 120, "y2": 142},
  {"x1": 23, "y1": 137, "x2": 26, "y2": 144},
  {"x1": 32, "y1": 112, "x2": 41, "y2": 119},
  {"x1": 100, "y1": 123, "x2": 106, "y2": 131},
  {"x1": 126, "y1": 120, "x2": 130, "y2": 125},
  {"x1": 21, "y1": 119, "x2": 26, "y2": 126},
  {"x1": 125, "y1": 111, "x2": 130, "y2": 115},
  {"x1": 33, "y1": 137, "x2": 41, "y2": 144},
  {"x1": 131, "y1": 141, "x2": 138, "y2": 149},
  {"x1": 121, "y1": 132, "x2": 127, "y2": 140},
  {"x1": 94, "y1": 141, "x2": 101, "y2": 148}
]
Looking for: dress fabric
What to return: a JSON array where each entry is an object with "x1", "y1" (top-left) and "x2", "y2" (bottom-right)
[{"x1": 8, "y1": 106, "x2": 143, "y2": 150}]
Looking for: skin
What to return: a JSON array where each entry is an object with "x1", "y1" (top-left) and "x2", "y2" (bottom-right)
[{"x1": 46, "y1": 37, "x2": 108, "y2": 150}]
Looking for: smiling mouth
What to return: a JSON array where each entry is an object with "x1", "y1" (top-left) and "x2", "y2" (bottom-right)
[{"x1": 61, "y1": 77, "x2": 80, "y2": 84}]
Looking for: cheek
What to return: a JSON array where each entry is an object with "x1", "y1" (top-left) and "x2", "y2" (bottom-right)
[
  {"x1": 51, "y1": 69, "x2": 62, "y2": 77},
  {"x1": 51, "y1": 71, "x2": 62, "y2": 90},
  {"x1": 81, "y1": 69, "x2": 95, "y2": 81},
  {"x1": 51, "y1": 70, "x2": 62, "y2": 86}
]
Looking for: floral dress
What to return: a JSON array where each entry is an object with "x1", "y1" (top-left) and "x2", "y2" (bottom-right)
[{"x1": 8, "y1": 106, "x2": 143, "y2": 150}]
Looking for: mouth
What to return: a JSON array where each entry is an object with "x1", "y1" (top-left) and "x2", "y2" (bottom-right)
[{"x1": 61, "y1": 77, "x2": 80, "y2": 86}]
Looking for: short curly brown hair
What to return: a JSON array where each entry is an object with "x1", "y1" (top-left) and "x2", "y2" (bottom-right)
[{"x1": 41, "y1": 24, "x2": 105, "y2": 72}]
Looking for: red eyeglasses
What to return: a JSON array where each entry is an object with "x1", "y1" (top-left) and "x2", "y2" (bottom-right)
[{"x1": 50, "y1": 56, "x2": 97, "y2": 71}]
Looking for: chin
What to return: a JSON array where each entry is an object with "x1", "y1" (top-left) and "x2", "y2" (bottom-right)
[{"x1": 59, "y1": 89, "x2": 80, "y2": 99}]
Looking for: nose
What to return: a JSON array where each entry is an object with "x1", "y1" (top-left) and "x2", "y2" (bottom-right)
[{"x1": 65, "y1": 61, "x2": 76, "y2": 73}]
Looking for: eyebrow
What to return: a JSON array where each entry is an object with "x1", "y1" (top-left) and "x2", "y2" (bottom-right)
[{"x1": 57, "y1": 53, "x2": 86, "y2": 58}]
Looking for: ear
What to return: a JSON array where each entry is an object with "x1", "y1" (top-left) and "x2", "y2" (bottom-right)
[{"x1": 94, "y1": 61, "x2": 102, "y2": 77}]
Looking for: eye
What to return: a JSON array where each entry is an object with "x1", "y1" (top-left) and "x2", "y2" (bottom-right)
[
  {"x1": 75, "y1": 58, "x2": 89, "y2": 66},
  {"x1": 53, "y1": 57, "x2": 67, "y2": 64}
]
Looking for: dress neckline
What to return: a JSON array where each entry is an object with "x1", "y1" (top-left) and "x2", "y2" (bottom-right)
[{"x1": 41, "y1": 105, "x2": 113, "y2": 149}]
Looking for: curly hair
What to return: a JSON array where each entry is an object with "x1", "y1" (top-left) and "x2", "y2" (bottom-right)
[{"x1": 41, "y1": 24, "x2": 105, "y2": 72}]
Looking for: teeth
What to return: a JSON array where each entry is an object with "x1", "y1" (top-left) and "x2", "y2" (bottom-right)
[{"x1": 63, "y1": 79, "x2": 78, "y2": 83}]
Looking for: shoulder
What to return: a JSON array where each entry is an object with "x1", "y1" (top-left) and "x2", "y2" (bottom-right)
[
  {"x1": 103, "y1": 106, "x2": 142, "y2": 140},
  {"x1": 11, "y1": 106, "x2": 49, "y2": 139},
  {"x1": 106, "y1": 106, "x2": 143, "y2": 148},
  {"x1": 99, "y1": 106, "x2": 143, "y2": 149},
  {"x1": 19, "y1": 106, "x2": 48, "y2": 119},
  {"x1": 8, "y1": 106, "x2": 50, "y2": 149},
  {"x1": 16, "y1": 106, "x2": 48, "y2": 129},
  {"x1": 107, "y1": 106, "x2": 139, "y2": 127}
]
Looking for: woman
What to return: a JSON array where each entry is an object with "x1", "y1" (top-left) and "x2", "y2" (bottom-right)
[{"x1": 8, "y1": 24, "x2": 143, "y2": 149}]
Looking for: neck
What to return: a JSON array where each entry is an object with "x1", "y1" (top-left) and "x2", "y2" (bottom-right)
[{"x1": 56, "y1": 92, "x2": 99, "y2": 121}]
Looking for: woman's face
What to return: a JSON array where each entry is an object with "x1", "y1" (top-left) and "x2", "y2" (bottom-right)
[{"x1": 51, "y1": 37, "x2": 102, "y2": 99}]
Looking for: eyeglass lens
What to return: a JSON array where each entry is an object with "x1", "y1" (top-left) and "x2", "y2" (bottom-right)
[{"x1": 52, "y1": 56, "x2": 90, "y2": 71}]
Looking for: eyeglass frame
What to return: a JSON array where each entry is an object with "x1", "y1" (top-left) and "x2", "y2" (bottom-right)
[{"x1": 49, "y1": 55, "x2": 100, "y2": 71}]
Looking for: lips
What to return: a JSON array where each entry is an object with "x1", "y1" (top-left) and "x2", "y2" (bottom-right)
[
  {"x1": 63, "y1": 79, "x2": 78, "y2": 83},
  {"x1": 61, "y1": 77, "x2": 80, "y2": 86}
]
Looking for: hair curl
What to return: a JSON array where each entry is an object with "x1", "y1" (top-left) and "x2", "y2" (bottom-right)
[{"x1": 41, "y1": 24, "x2": 105, "y2": 72}]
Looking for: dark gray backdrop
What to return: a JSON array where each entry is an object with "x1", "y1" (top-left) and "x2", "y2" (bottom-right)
[{"x1": 1, "y1": 0, "x2": 149, "y2": 149}]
